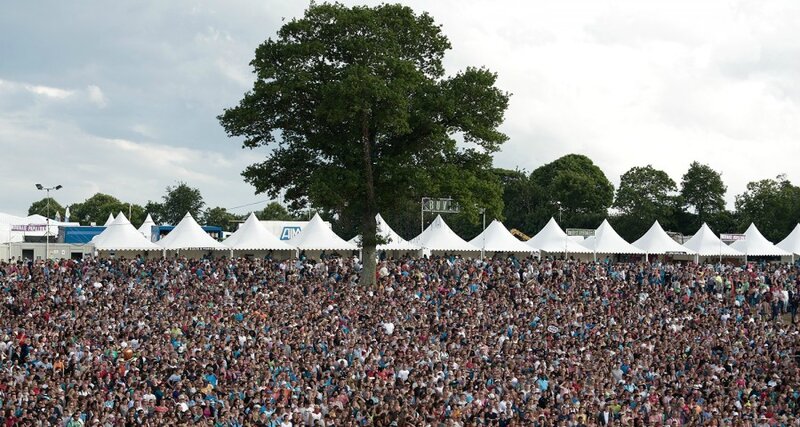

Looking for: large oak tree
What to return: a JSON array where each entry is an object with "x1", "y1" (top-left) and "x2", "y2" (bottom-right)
[{"x1": 219, "y1": 3, "x2": 509, "y2": 284}]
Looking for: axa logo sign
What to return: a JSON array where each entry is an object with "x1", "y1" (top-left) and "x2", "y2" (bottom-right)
[{"x1": 280, "y1": 226, "x2": 302, "y2": 240}]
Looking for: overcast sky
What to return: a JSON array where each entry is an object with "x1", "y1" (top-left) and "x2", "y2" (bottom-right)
[{"x1": 1, "y1": 0, "x2": 798, "y2": 217}]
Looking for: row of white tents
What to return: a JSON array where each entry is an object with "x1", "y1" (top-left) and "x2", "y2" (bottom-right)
[{"x1": 89, "y1": 210, "x2": 800, "y2": 260}]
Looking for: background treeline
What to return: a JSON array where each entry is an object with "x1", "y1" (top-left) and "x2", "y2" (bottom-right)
[
  {"x1": 28, "y1": 154, "x2": 800, "y2": 243},
  {"x1": 496, "y1": 154, "x2": 800, "y2": 242}
]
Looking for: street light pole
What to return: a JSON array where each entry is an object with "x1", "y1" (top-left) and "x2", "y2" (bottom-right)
[
  {"x1": 36, "y1": 184, "x2": 62, "y2": 261},
  {"x1": 556, "y1": 201, "x2": 563, "y2": 223},
  {"x1": 421, "y1": 198, "x2": 425, "y2": 235},
  {"x1": 479, "y1": 208, "x2": 486, "y2": 260},
  {"x1": 556, "y1": 201, "x2": 566, "y2": 260}
]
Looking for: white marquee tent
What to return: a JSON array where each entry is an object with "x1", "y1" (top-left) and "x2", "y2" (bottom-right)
[
  {"x1": 469, "y1": 219, "x2": 535, "y2": 254},
  {"x1": 288, "y1": 213, "x2": 356, "y2": 252},
  {"x1": 92, "y1": 213, "x2": 161, "y2": 251},
  {"x1": 103, "y1": 213, "x2": 115, "y2": 227},
  {"x1": 777, "y1": 224, "x2": 800, "y2": 258},
  {"x1": 157, "y1": 212, "x2": 227, "y2": 251},
  {"x1": 0, "y1": 212, "x2": 79, "y2": 243},
  {"x1": 526, "y1": 217, "x2": 592, "y2": 254},
  {"x1": 223, "y1": 213, "x2": 294, "y2": 251},
  {"x1": 138, "y1": 214, "x2": 156, "y2": 240},
  {"x1": 350, "y1": 214, "x2": 420, "y2": 252},
  {"x1": 582, "y1": 219, "x2": 645, "y2": 256},
  {"x1": 730, "y1": 223, "x2": 790, "y2": 257},
  {"x1": 682, "y1": 223, "x2": 742, "y2": 258},
  {"x1": 412, "y1": 215, "x2": 479, "y2": 253},
  {"x1": 633, "y1": 221, "x2": 694, "y2": 257}
]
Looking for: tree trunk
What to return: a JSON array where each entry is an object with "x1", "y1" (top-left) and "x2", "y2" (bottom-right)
[{"x1": 359, "y1": 111, "x2": 378, "y2": 286}]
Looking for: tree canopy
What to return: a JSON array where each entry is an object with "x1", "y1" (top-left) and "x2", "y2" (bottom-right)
[
  {"x1": 680, "y1": 161, "x2": 727, "y2": 225},
  {"x1": 203, "y1": 207, "x2": 239, "y2": 232},
  {"x1": 529, "y1": 154, "x2": 614, "y2": 230},
  {"x1": 735, "y1": 175, "x2": 800, "y2": 242},
  {"x1": 257, "y1": 202, "x2": 297, "y2": 221},
  {"x1": 611, "y1": 165, "x2": 678, "y2": 241},
  {"x1": 69, "y1": 193, "x2": 145, "y2": 226},
  {"x1": 28, "y1": 197, "x2": 64, "y2": 219},
  {"x1": 148, "y1": 182, "x2": 205, "y2": 225},
  {"x1": 495, "y1": 168, "x2": 536, "y2": 233},
  {"x1": 220, "y1": 3, "x2": 509, "y2": 284}
]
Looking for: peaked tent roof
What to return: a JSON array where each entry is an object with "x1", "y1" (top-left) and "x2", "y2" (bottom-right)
[
  {"x1": 470, "y1": 219, "x2": 535, "y2": 253},
  {"x1": 412, "y1": 215, "x2": 479, "y2": 252},
  {"x1": 137, "y1": 214, "x2": 156, "y2": 239},
  {"x1": 731, "y1": 223, "x2": 790, "y2": 256},
  {"x1": 683, "y1": 223, "x2": 742, "y2": 257},
  {"x1": 633, "y1": 221, "x2": 695, "y2": 255},
  {"x1": 104, "y1": 213, "x2": 115, "y2": 227},
  {"x1": 526, "y1": 218, "x2": 592, "y2": 253},
  {"x1": 778, "y1": 224, "x2": 800, "y2": 256},
  {"x1": 93, "y1": 213, "x2": 162, "y2": 251},
  {"x1": 287, "y1": 213, "x2": 356, "y2": 251},
  {"x1": 223, "y1": 213, "x2": 294, "y2": 251},
  {"x1": 582, "y1": 220, "x2": 645, "y2": 254},
  {"x1": 157, "y1": 212, "x2": 227, "y2": 250},
  {"x1": 351, "y1": 214, "x2": 420, "y2": 251}
]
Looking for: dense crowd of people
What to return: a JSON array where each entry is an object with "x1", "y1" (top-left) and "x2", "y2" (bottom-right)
[{"x1": 1, "y1": 254, "x2": 799, "y2": 426}]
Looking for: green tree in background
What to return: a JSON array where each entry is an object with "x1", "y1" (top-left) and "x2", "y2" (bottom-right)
[
  {"x1": 219, "y1": 3, "x2": 509, "y2": 284},
  {"x1": 203, "y1": 206, "x2": 239, "y2": 231},
  {"x1": 28, "y1": 198, "x2": 64, "y2": 219},
  {"x1": 257, "y1": 202, "x2": 297, "y2": 221},
  {"x1": 495, "y1": 168, "x2": 537, "y2": 233},
  {"x1": 528, "y1": 154, "x2": 614, "y2": 230},
  {"x1": 143, "y1": 201, "x2": 164, "y2": 224},
  {"x1": 680, "y1": 161, "x2": 727, "y2": 227},
  {"x1": 706, "y1": 210, "x2": 739, "y2": 236},
  {"x1": 611, "y1": 165, "x2": 678, "y2": 241},
  {"x1": 70, "y1": 193, "x2": 145, "y2": 226},
  {"x1": 735, "y1": 175, "x2": 800, "y2": 242},
  {"x1": 154, "y1": 182, "x2": 205, "y2": 225}
]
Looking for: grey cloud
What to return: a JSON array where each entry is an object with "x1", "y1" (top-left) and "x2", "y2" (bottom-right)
[{"x1": 2, "y1": 0, "x2": 799, "y2": 217}]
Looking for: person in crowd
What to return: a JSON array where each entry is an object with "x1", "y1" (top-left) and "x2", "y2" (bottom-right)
[{"x1": 0, "y1": 255, "x2": 798, "y2": 426}]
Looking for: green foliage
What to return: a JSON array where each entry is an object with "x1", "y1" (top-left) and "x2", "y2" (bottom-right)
[
  {"x1": 529, "y1": 154, "x2": 614, "y2": 230},
  {"x1": 611, "y1": 165, "x2": 678, "y2": 240},
  {"x1": 257, "y1": 202, "x2": 297, "y2": 221},
  {"x1": 220, "y1": 2, "x2": 509, "y2": 281},
  {"x1": 70, "y1": 193, "x2": 145, "y2": 226},
  {"x1": 495, "y1": 168, "x2": 536, "y2": 232},
  {"x1": 28, "y1": 197, "x2": 64, "y2": 219},
  {"x1": 143, "y1": 201, "x2": 164, "y2": 225},
  {"x1": 705, "y1": 210, "x2": 739, "y2": 236},
  {"x1": 203, "y1": 206, "x2": 239, "y2": 232},
  {"x1": 735, "y1": 175, "x2": 800, "y2": 242},
  {"x1": 158, "y1": 182, "x2": 205, "y2": 225},
  {"x1": 680, "y1": 161, "x2": 727, "y2": 224}
]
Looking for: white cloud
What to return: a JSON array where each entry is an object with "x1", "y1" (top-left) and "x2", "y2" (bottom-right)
[
  {"x1": 0, "y1": 114, "x2": 263, "y2": 216},
  {"x1": 87, "y1": 85, "x2": 108, "y2": 108},
  {"x1": 400, "y1": 0, "x2": 800, "y2": 207},
  {"x1": 0, "y1": 79, "x2": 73, "y2": 100},
  {"x1": 2, "y1": 0, "x2": 800, "y2": 218},
  {"x1": 25, "y1": 84, "x2": 73, "y2": 99}
]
